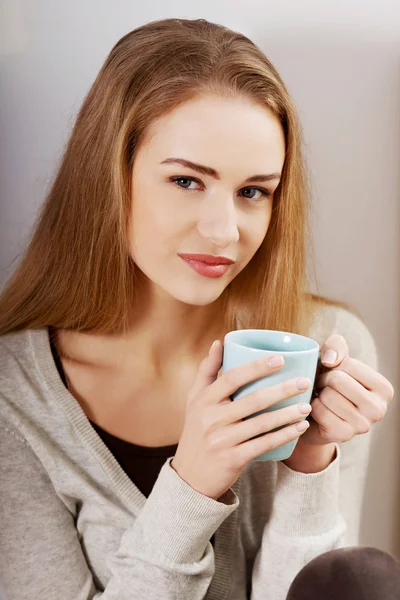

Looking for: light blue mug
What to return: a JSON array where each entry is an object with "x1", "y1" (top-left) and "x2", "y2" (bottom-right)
[{"x1": 221, "y1": 329, "x2": 320, "y2": 461}]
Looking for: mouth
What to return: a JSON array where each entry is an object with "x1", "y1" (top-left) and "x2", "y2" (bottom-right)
[
  {"x1": 178, "y1": 254, "x2": 234, "y2": 279},
  {"x1": 178, "y1": 253, "x2": 235, "y2": 265}
]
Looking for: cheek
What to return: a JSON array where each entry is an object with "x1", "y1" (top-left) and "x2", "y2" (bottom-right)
[
  {"x1": 128, "y1": 194, "x2": 181, "y2": 261},
  {"x1": 245, "y1": 206, "x2": 272, "y2": 251}
]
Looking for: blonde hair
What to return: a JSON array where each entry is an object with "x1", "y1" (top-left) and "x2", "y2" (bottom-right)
[{"x1": 0, "y1": 18, "x2": 347, "y2": 337}]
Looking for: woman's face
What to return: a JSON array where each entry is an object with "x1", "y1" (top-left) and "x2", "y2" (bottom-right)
[{"x1": 129, "y1": 94, "x2": 285, "y2": 306}]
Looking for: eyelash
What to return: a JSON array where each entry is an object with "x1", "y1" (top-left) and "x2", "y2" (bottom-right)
[{"x1": 168, "y1": 176, "x2": 272, "y2": 202}]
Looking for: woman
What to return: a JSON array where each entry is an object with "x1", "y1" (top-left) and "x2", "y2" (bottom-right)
[{"x1": 0, "y1": 17, "x2": 395, "y2": 600}]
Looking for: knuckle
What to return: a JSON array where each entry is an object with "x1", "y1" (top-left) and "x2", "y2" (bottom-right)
[
  {"x1": 207, "y1": 431, "x2": 224, "y2": 451},
  {"x1": 248, "y1": 415, "x2": 263, "y2": 437},
  {"x1": 331, "y1": 369, "x2": 347, "y2": 386},
  {"x1": 256, "y1": 412, "x2": 272, "y2": 435},
  {"x1": 189, "y1": 391, "x2": 203, "y2": 408},
  {"x1": 256, "y1": 356, "x2": 269, "y2": 371},
  {"x1": 343, "y1": 356, "x2": 356, "y2": 370},
  {"x1": 370, "y1": 401, "x2": 387, "y2": 422},
  {"x1": 283, "y1": 406, "x2": 299, "y2": 426},
  {"x1": 247, "y1": 390, "x2": 265, "y2": 414},
  {"x1": 283, "y1": 425, "x2": 298, "y2": 444},
  {"x1": 257, "y1": 436, "x2": 274, "y2": 455},
  {"x1": 318, "y1": 386, "x2": 334, "y2": 406},
  {"x1": 248, "y1": 360, "x2": 268, "y2": 384},
  {"x1": 279, "y1": 425, "x2": 300, "y2": 443},
  {"x1": 358, "y1": 418, "x2": 371, "y2": 434},
  {"x1": 336, "y1": 426, "x2": 353, "y2": 443},
  {"x1": 385, "y1": 381, "x2": 395, "y2": 402},
  {"x1": 223, "y1": 369, "x2": 238, "y2": 390},
  {"x1": 198, "y1": 356, "x2": 209, "y2": 370},
  {"x1": 312, "y1": 405, "x2": 329, "y2": 428},
  {"x1": 198, "y1": 412, "x2": 214, "y2": 433},
  {"x1": 331, "y1": 333, "x2": 344, "y2": 343},
  {"x1": 233, "y1": 360, "x2": 280, "y2": 401},
  {"x1": 282, "y1": 379, "x2": 297, "y2": 396},
  {"x1": 311, "y1": 396, "x2": 323, "y2": 413},
  {"x1": 271, "y1": 424, "x2": 295, "y2": 446},
  {"x1": 232, "y1": 448, "x2": 248, "y2": 471}
]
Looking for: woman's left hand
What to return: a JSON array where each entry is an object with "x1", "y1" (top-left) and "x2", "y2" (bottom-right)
[
  {"x1": 304, "y1": 333, "x2": 394, "y2": 446},
  {"x1": 283, "y1": 333, "x2": 394, "y2": 473}
]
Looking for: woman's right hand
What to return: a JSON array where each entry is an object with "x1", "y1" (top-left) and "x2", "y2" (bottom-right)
[{"x1": 171, "y1": 340, "x2": 312, "y2": 500}]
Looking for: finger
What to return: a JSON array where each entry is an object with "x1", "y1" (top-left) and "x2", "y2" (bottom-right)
[
  {"x1": 224, "y1": 376, "x2": 311, "y2": 423},
  {"x1": 310, "y1": 396, "x2": 357, "y2": 443},
  {"x1": 320, "y1": 334, "x2": 349, "y2": 367},
  {"x1": 204, "y1": 354, "x2": 285, "y2": 406},
  {"x1": 325, "y1": 356, "x2": 394, "y2": 401},
  {"x1": 316, "y1": 387, "x2": 372, "y2": 433},
  {"x1": 234, "y1": 420, "x2": 310, "y2": 467},
  {"x1": 317, "y1": 363, "x2": 389, "y2": 422},
  {"x1": 188, "y1": 340, "x2": 224, "y2": 403},
  {"x1": 317, "y1": 368, "x2": 369, "y2": 409},
  {"x1": 229, "y1": 402, "x2": 312, "y2": 445}
]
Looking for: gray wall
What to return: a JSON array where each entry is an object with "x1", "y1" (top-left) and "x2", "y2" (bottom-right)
[{"x1": 1, "y1": 0, "x2": 399, "y2": 557}]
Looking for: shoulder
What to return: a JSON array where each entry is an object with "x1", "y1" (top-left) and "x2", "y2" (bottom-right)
[
  {"x1": 0, "y1": 328, "x2": 40, "y2": 384},
  {"x1": 308, "y1": 302, "x2": 378, "y2": 370},
  {"x1": 0, "y1": 328, "x2": 32, "y2": 378},
  {"x1": 0, "y1": 328, "x2": 49, "y2": 427}
]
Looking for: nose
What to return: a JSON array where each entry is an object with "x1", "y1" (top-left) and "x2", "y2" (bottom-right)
[{"x1": 196, "y1": 194, "x2": 240, "y2": 248}]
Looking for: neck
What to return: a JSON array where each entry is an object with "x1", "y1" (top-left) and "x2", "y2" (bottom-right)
[{"x1": 54, "y1": 289, "x2": 229, "y2": 380}]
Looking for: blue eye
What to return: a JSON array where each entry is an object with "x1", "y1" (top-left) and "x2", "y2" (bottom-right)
[
  {"x1": 169, "y1": 176, "x2": 272, "y2": 201},
  {"x1": 171, "y1": 177, "x2": 199, "y2": 190},
  {"x1": 240, "y1": 187, "x2": 271, "y2": 201}
]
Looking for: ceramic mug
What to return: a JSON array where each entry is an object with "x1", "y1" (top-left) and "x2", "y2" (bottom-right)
[{"x1": 222, "y1": 329, "x2": 320, "y2": 461}]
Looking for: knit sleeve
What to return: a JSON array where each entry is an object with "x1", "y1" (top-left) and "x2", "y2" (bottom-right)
[
  {"x1": 0, "y1": 424, "x2": 239, "y2": 600},
  {"x1": 249, "y1": 306, "x2": 378, "y2": 600}
]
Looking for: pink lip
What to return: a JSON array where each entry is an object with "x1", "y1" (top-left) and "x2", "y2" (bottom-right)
[
  {"x1": 179, "y1": 256, "x2": 233, "y2": 278},
  {"x1": 178, "y1": 253, "x2": 235, "y2": 265}
]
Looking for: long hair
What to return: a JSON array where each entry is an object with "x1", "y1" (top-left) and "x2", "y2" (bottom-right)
[{"x1": 0, "y1": 18, "x2": 347, "y2": 337}]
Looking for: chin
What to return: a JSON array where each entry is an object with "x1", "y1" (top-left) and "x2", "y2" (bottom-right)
[
  {"x1": 137, "y1": 261, "x2": 232, "y2": 306},
  {"x1": 175, "y1": 289, "x2": 226, "y2": 306},
  {"x1": 162, "y1": 280, "x2": 228, "y2": 306}
]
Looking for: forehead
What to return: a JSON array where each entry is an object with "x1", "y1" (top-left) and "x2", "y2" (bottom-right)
[{"x1": 139, "y1": 95, "x2": 286, "y2": 174}]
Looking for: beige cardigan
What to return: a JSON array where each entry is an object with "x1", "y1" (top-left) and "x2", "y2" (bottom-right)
[{"x1": 0, "y1": 305, "x2": 377, "y2": 599}]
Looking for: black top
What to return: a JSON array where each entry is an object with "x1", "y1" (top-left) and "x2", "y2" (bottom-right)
[{"x1": 49, "y1": 331, "x2": 179, "y2": 498}]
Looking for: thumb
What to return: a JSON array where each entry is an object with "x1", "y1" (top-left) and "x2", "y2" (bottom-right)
[
  {"x1": 188, "y1": 340, "x2": 223, "y2": 402},
  {"x1": 320, "y1": 333, "x2": 349, "y2": 368}
]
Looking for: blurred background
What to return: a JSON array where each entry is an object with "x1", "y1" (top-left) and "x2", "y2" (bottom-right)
[{"x1": 1, "y1": 0, "x2": 399, "y2": 558}]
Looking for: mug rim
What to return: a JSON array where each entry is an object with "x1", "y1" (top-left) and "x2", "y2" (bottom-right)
[{"x1": 224, "y1": 329, "x2": 319, "y2": 354}]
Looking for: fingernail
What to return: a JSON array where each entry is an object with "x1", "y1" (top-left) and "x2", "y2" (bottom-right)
[
  {"x1": 209, "y1": 340, "x2": 219, "y2": 355},
  {"x1": 322, "y1": 349, "x2": 337, "y2": 365},
  {"x1": 298, "y1": 403, "x2": 312, "y2": 414},
  {"x1": 267, "y1": 356, "x2": 284, "y2": 368},
  {"x1": 296, "y1": 377, "x2": 310, "y2": 390},
  {"x1": 296, "y1": 420, "x2": 310, "y2": 432}
]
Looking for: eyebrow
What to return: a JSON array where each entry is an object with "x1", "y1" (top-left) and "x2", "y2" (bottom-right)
[{"x1": 160, "y1": 157, "x2": 281, "y2": 184}]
